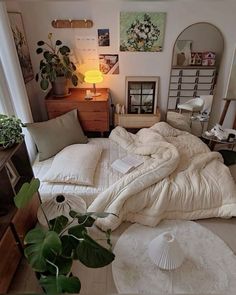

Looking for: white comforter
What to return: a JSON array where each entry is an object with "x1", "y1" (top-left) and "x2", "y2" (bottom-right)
[{"x1": 88, "y1": 122, "x2": 236, "y2": 231}]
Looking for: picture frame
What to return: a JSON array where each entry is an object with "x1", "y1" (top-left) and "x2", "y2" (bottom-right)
[
  {"x1": 173, "y1": 40, "x2": 192, "y2": 66},
  {"x1": 8, "y1": 12, "x2": 34, "y2": 83},
  {"x1": 125, "y1": 76, "x2": 159, "y2": 114},
  {"x1": 5, "y1": 160, "x2": 20, "y2": 187},
  {"x1": 120, "y1": 12, "x2": 166, "y2": 52}
]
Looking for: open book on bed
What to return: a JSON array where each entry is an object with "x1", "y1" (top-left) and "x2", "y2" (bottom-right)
[{"x1": 111, "y1": 155, "x2": 144, "y2": 174}]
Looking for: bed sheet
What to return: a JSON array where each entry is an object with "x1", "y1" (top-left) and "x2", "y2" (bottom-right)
[{"x1": 33, "y1": 138, "x2": 131, "y2": 206}]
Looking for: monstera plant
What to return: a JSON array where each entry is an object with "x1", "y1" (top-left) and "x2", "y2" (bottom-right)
[
  {"x1": 14, "y1": 178, "x2": 115, "y2": 293},
  {"x1": 35, "y1": 33, "x2": 83, "y2": 96}
]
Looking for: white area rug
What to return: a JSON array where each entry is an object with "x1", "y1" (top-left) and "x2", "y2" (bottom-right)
[{"x1": 112, "y1": 220, "x2": 236, "y2": 293}]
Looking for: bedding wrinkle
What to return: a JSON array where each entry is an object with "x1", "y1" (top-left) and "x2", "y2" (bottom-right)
[{"x1": 88, "y1": 123, "x2": 236, "y2": 231}]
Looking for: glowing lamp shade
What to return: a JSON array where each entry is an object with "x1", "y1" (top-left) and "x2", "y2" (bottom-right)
[{"x1": 84, "y1": 70, "x2": 103, "y2": 96}]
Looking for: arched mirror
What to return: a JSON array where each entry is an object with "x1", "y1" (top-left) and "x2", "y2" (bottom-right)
[{"x1": 166, "y1": 22, "x2": 224, "y2": 135}]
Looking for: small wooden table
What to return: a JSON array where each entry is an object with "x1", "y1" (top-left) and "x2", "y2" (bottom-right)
[{"x1": 45, "y1": 88, "x2": 111, "y2": 136}]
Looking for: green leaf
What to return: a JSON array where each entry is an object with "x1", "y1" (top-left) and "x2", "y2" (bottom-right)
[
  {"x1": 24, "y1": 229, "x2": 62, "y2": 272},
  {"x1": 61, "y1": 235, "x2": 80, "y2": 259},
  {"x1": 59, "y1": 46, "x2": 70, "y2": 55},
  {"x1": 77, "y1": 233, "x2": 115, "y2": 268},
  {"x1": 43, "y1": 51, "x2": 52, "y2": 61},
  {"x1": 37, "y1": 40, "x2": 45, "y2": 46},
  {"x1": 36, "y1": 47, "x2": 43, "y2": 54},
  {"x1": 47, "y1": 255, "x2": 73, "y2": 275},
  {"x1": 39, "y1": 275, "x2": 81, "y2": 293},
  {"x1": 49, "y1": 215, "x2": 69, "y2": 234},
  {"x1": 71, "y1": 74, "x2": 78, "y2": 86},
  {"x1": 55, "y1": 40, "x2": 62, "y2": 46},
  {"x1": 40, "y1": 79, "x2": 49, "y2": 90},
  {"x1": 68, "y1": 225, "x2": 87, "y2": 239},
  {"x1": 14, "y1": 178, "x2": 40, "y2": 208}
]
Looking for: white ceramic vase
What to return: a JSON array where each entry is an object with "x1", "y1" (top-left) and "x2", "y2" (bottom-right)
[
  {"x1": 148, "y1": 231, "x2": 184, "y2": 270},
  {"x1": 116, "y1": 104, "x2": 121, "y2": 114},
  {"x1": 37, "y1": 194, "x2": 86, "y2": 226}
]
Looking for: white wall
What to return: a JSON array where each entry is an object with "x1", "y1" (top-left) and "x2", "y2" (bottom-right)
[{"x1": 6, "y1": 0, "x2": 236, "y2": 127}]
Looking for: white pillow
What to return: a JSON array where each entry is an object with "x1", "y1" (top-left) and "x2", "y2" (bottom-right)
[{"x1": 42, "y1": 144, "x2": 102, "y2": 186}]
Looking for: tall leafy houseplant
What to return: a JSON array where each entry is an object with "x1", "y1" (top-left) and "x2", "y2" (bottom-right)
[
  {"x1": 14, "y1": 178, "x2": 115, "y2": 293},
  {"x1": 35, "y1": 33, "x2": 81, "y2": 96},
  {"x1": 0, "y1": 114, "x2": 24, "y2": 149}
]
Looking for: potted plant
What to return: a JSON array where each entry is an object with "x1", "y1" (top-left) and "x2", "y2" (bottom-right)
[
  {"x1": 35, "y1": 33, "x2": 82, "y2": 97},
  {"x1": 0, "y1": 114, "x2": 24, "y2": 149},
  {"x1": 14, "y1": 178, "x2": 115, "y2": 294}
]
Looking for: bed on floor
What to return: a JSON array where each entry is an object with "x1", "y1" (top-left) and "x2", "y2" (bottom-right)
[{"x1": 33, "y1": 122, "x2": 236, "y2": 231}]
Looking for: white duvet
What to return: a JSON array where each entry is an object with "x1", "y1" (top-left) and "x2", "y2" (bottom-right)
[{"x1": 88, "y1": 122, "x2": 236, "y2": 231}]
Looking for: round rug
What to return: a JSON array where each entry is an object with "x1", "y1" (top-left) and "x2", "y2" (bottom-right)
[{"x1": 112, "y1": 220, "x2": 236, "y2": 293}]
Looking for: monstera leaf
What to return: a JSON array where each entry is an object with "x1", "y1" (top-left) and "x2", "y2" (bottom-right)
[
  {"x1": 24, "y1": 228, "x2": 62, "y2": 272},
  {"x1": 14, "y1": 178, "x2": 40, "y2": 208},
  {"x1": 39, "y1": 275, "x2": 81, "y2": 293},
  {"x1": 76, "y1": 232, "x2": 115, "y2": 268}
]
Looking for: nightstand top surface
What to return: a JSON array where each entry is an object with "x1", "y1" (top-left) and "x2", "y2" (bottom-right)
[{"x1": 46, "y1": 88, "x2": 110, "y2": 102}]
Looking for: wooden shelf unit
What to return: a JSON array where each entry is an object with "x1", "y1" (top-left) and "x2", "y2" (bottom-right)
[
  {"x1": 0, "y1": 141, "x2": 40, "y2": 293},
  {"x1": 168, "y1": 66, "x2": 216, "y2": 110}
]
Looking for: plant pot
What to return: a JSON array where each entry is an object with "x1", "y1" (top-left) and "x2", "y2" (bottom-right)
[{"x1": 52, "y1": 77, "x2": 70, "y2": 97}]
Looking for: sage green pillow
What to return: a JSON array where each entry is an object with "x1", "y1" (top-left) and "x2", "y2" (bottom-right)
[{"x1": 26, "y1": 109, "x2": 88, "y2": 161}]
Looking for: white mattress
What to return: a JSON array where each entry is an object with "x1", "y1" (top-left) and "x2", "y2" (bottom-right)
[{"x1": 33, "y1": 138, "x2": 130, "y2": 206}]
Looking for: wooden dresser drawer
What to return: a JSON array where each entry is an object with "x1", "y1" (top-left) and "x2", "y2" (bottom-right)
[
  {"x1": 0, "y1": 227, "x2": 21, "y2": 293},
  {"x1": 46, "y1": 101, "x2": 108, "y2": 113},
  {"x1": 79, "y1": 111, "x2": 108, "y2": 122},
  {"x1": 11, "y1": 193, "x2": 40, "y2": 246},
  {"x1": 82, "y1": 120, "x2": 109, "y2": 132}
]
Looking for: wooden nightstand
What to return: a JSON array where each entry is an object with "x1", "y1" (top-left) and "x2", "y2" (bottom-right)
[{"x1": 45, "y1": 88, "x2": 111, "y2": 136}]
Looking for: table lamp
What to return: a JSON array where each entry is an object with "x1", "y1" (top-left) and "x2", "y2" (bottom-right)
[{"x1": 84, "y1": 70, "x2": 103, "y2": 96}]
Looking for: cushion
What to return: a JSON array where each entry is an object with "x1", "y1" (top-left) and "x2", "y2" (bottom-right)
[
  {"x1": 42, "y1": 144, "x2": 102, "y2": 186},
  {"x1": 26, "y1": 109, "x2": 88, "y2": 161},
  {"x1": 166, "y1": 111, "x2": 191, "y2": 132}
]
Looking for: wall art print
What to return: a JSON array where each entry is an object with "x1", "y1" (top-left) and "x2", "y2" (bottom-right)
[
  {"x1": 98, "y1": 29, "x2": 110, "y2": 46},
  {"x1": 173, "y1": 40, "x2": 192, "y2": 66},
  {"x1": 99, "y1": 54, "x2": 119, "y2": 74},
  {"x1": 8, "y1": 12, "x2": 34, "y2": 83},
  {"x1": 120, "y1": 12, "x2": 166, "y2": 52}
]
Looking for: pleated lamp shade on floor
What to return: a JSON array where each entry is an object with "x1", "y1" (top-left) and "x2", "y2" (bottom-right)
[
  {"x1": 37, "y1": 194, "x2": 87, "y2": 227},
  {"x1": 148, "y1": 231, "x2": 185, "y2": 270}
]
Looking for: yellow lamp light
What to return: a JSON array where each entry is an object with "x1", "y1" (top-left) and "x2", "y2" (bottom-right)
[{"x1": 84, "y1": 70, "x2": 103, "y2": 96}]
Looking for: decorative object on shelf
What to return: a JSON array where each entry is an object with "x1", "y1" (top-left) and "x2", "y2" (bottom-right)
[
  {"x1": 190, "y1": 52, "x2": 203, "y2": 65},
  {"x1": 99, "y1": 54, "x2": 119, "y2": 74},
  {"x1": 84, "y1": 70, "x2": 103, "y2": 96},
  {"x1": 120, "y1": 12, "x2": 166, "y2": 52},
  {"x1": 85, "y1": 89, "x2": 93, "y2": 100},
  {"x1": 148, "y1": 231, "x2": 185, "y2": 270},
  {"x1": 14, "y1": 178, "x2": 115, "y2": 294},
  {"x1": 173, "y1": 40, "x2": 192, "y2": 66},
  {"x1": 0, "y1": 114, "x2": 24, "y2": 149},
  {"x1": 51, "y1": 19, "x2": 93, "y2": 29},
  {"x1": 202, "y1": 51, "x2": 216, "y2": 66},
  {"x1": 98, "y1": 29, "x2": 110, "y2": 46},
  {"x1": 5, "y1": 160, "x2": 20, "y2": 187},
  {"x1": 116, "y1": 104, "x2": 121, "y2": 114},
  {"x1": 35, "y1": 33, "x2": 83, "y2": 97},
  {"x1": 8, "y1": 12, "x2": 34, "y2": 83},
  {"x1": 37, "y1": 194, "x2": 87, "y2": 227},
  {"x1": 121, "y1": 105, "x2": 125, "y2": 115}
]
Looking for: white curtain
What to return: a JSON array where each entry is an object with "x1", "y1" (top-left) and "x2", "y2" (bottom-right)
[{"x1": 0, "y1": 2, "x2": 36, "y2": 161}]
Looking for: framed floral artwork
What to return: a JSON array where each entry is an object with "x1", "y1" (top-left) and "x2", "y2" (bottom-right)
[
  {"x1": 120, "y1": 12, "x2": 166, "y2": 52},
  {"x1": 8, "y1": 12, "x2": 34, "y2": 83}
]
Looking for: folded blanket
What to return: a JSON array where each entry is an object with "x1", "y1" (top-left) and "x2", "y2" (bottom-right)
[{"x1": 88, "y1": 122, "x2": 236, "y2": 231}]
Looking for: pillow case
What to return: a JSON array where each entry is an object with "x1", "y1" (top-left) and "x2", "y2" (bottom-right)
[
  {"x1": 42, "y1": 144, "x2": 102, "y2": 186},
  {"x1": 26, "y1": 109, "x2": 88, "y2": 161}
]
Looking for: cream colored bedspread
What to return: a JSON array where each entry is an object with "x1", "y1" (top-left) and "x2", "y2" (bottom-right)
[{"x1": 88, "y1": 122, "x2": 236, "y2": 231}]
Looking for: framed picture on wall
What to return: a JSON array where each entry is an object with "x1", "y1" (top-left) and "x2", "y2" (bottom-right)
[
  {"x1": 120, "y1": 12, "x2": 166, "y2": 52},
  {"x1": 8, "y1": 12, "x2": 34, "y2": 83}
]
